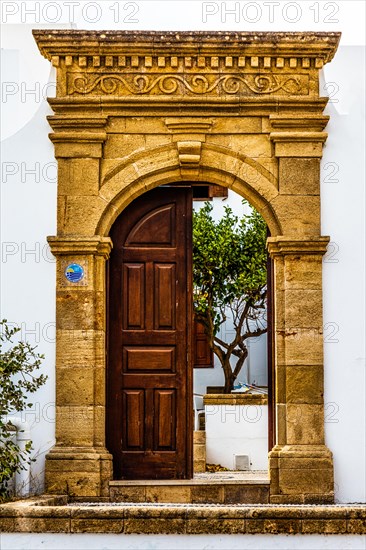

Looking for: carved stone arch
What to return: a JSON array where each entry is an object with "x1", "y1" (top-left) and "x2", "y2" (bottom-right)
[
  {"x1": 96, "y1": 144, "x2": 282, "y2": 237},
  {"x1": 34, "y1": 30, "x2": 340, "y2": 503}
]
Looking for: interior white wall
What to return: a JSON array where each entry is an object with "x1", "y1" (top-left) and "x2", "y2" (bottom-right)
[
  {"x1": 205, "y1": 404, "x2": 268, "y2": 470},
  {"x1": 1, "y1": 7, "x2": 365, "y2": 504}
]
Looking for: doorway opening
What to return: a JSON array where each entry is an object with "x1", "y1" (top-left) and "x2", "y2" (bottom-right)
[
  {"x1": 191, "y1": 185, "x2": 270, "y2": 477},
  {"x1": 106, "y1": 182, "x2": 271, "y2": 481}
]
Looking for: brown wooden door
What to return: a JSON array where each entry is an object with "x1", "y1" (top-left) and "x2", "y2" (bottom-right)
[{"x1": 107, "y1": 186, "x2": 193, "y2": 479}]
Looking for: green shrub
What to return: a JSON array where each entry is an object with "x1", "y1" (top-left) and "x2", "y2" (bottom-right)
[{"x1": 0, "y1": 320, "x2": 47, "y2": 500}]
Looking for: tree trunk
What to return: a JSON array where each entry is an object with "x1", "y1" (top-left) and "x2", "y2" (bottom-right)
[{"x1": 223, "y1": 364, "x2": 236, "y2": 393}]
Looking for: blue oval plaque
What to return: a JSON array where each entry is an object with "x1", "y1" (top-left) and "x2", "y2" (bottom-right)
[{"x1": 65, "y1": 263, "x2": 84, "y2": 283}]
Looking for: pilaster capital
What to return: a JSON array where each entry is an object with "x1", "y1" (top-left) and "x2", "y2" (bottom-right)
[
  {"x1": 269, "y1": 114, "x2": 329, "y2": 132},
  {"x1": 47, "y1": 115, "x2": 109, "y2": 132},
  {"x1": 47, "y1": 115, "x2": 108, "y2": 158},
  {"x1": 270, "y1": 132, "x2": 327, "y2": 158},
  {"x1": 267, "y1": 236, "x2": 330, "y2": 258},
  {"x1": 269, "y1": 115, "x2": 328, "y2": 158},
  {"x1": 47, "y1": 236, "x2": 112, "y2": 258}
]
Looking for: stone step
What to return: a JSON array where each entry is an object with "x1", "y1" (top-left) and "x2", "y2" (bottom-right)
[{"x1": 109, "y1": 474, "x2": 270, "y2": 504}]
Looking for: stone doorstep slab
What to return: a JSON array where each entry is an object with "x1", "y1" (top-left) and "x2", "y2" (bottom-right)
[
  {"x1": 109, "y1": 478, "x2": 270, "y2": 486},
  {"x1": 0, "y1": 497, "x2": 365, "y2": 535}
]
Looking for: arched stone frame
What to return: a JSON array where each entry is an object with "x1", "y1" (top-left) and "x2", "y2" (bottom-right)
[{"x1": 34, "y1": 30, "x2": 340, "y2": 503}]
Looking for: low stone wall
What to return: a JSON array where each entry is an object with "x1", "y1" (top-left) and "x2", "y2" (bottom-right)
[
  {"x1": 203, "y1": 394, "x2": 268, "y2": 406},
  {"x1": 0, "y1": 497, "x2": 365, "y2": 534}
]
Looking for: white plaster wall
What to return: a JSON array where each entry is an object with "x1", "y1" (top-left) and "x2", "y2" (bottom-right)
[
  {"x1": 1, "y1": 1, "x2": 365, "y2": 506},
  {"x1": 1, "y1": 25, "x2": 60, "y2": 493},
  {"x1": 321, "y1": 44, "x2": 366, "y2": 504},
  {"x1": 205, "y1": 404, "x2": 268, "y2": 470},
  {"x1": 1, "y1": 533, "x2": 365, "y2": 550}
]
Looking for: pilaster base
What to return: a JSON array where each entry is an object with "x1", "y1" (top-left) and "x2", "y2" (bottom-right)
[
  {"x1": 45, "y1": 447, "x2": 113, "y2": 498},
  {"x1": 269, "y1": 445, "x2": 334, "y2": 504}
]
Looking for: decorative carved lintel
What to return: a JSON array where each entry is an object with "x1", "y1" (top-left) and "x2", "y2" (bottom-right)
[{"x1": 33, "y1": 31, "x2": 341, "y2": 104}]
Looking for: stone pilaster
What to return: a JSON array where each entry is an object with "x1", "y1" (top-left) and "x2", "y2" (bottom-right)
[
  {"x1": 267, "y1": 237, "x2": 334, "y2": 503},
  {"x1": 45, "y1": 237, "x2": 113, "y2": 497}
]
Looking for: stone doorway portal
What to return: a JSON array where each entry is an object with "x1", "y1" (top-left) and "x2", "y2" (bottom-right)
[{"x1": 34, "y1": 29, "x2": 340, "y2": 503}]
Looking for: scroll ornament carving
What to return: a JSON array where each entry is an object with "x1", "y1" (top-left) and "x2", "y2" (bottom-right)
[{"x1": 68, "y1": 73, "x2": 307, "y2": 96}]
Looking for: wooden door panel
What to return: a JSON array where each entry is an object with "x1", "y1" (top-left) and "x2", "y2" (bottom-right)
[
  {"x1": 107, "y1": 186, "x2": 192, "y2": 479},
  {"x1": 125, "y1": 204, "x2": 176, "y2": 246},
  {"x1": 123, "y1": 347, "x2": 176, "y2": 373},
  {"x1": 122, "y1": 390, "x2": 145, "y2": 450},
  {"x1": 154, "y1": 263, "x2": 176, "y2": 329},
  {"x1": 153, "y1": 389, "x2": 176, "y2": 450},
  {"x1": 193, "y1": 317, "x2": 213, "y2": 368},
  {"x1": 123, "y1": 264, "x2": 145, "y2": 330}
]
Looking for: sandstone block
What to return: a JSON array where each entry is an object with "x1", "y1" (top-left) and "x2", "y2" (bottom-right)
[
  {"x1": 57, "y1": 366, "x2": 94, "y2": 406},
  {"x1": 187, "y1": 518, "x2": 245, "y2": 534},
  {"x1": 109, "y1": 486, "x2": 146, "y2": 502},
  {"x1": 284, "y1": 328, "x2": 323, "y2": 366},
  {"x1": 71, "y1": 519, "x2": 123, "y2": 533},
  {"x1": 56, "y1": 330, "x2": 104, "y2": 368},
  {"x1": 104, "y1": 134, "x2": 145, "y2": 159},
  {"x1": 302, "y1": 519, "x2": 347, "y2": 533},
  {"x1": 145, "y1": 486, "x2": 191, "y2": 503},
  {"x1": 214, "y1": 117, "x2": 262, "y2": 133},
  {"x1": 271, "y1": 195, "x2": 320, "y2": 236},
  {"x1": 14, "y1": 517, "x2": 70, "y2": 533},
  {"x1": 286, "y1": 365, "x2": 324, "y2": 404},
  {"x1": 278, "y1": 467, "x2": 333, "y2": 495},
  {"x1": 124, "y1": 518, "x2": 186, "y2": 534},
  {"x1": 246, "y1": 519, "x2": 301, "y2": 534},
  {"x1": 279, "y1": 158, "x2": 320, "y2": 195},
  {"x1": 56, "y1": 291, "x2": 102, "y2": 331},
  {"x1": 224, "y1": 485, "x2": 269, "y2": 504},
  {"x1": 284, "y1": 255, "x2": 323, "y2": 290},
  {"x1": 287, "y1": 404, "x2": 325, "y2": 445},
  {"x1": 58, "y1": 158, "x2": 100, "y2": 196},
  {"x1": 347, "y1": 519, "x2": 366, "y2": 534},
  {"x1": 191, "y1": 486, "x2": 224, "y2": 504},
  {"x1": 55, "y1": 406, "x2": 95, "y2": 446},
  {"x1": 61, "y1": 196, "x2": 107, "y2": 235},
  {"x1": 285, "y1": 289, "x2": 323, "y2": 328}
]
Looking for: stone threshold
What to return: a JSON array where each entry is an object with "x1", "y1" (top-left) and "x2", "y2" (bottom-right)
[{"x1": 1, "y1": 496, "x2": 365, "y2": 534}]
